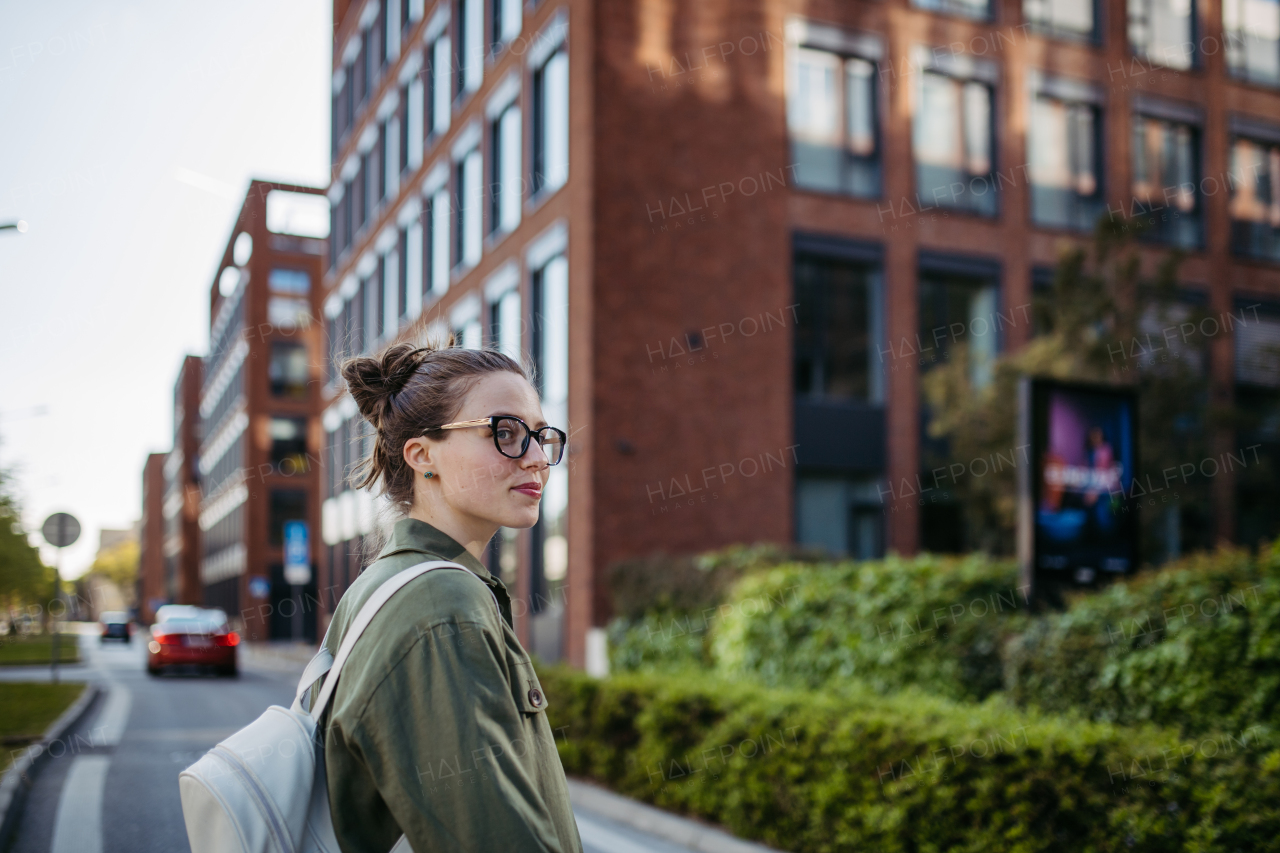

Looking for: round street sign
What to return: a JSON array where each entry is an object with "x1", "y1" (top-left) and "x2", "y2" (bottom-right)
[{"x1": 41, "y1": 513, "x2": 81, "y2": 548}]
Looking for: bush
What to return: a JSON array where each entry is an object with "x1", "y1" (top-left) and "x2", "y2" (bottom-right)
[
  {"x1": 540, "y1": 665, "x2": 1280, "y2": 853},
  {"x1": 1005, "y1": 542, "x2": 1280, "y2": 737},
  {"x1": 606, "y1": 543, "x2": 826, "y2": 673},
  {"x1": 709, "y1": 552, "x2": 1030, "y2": 701}
]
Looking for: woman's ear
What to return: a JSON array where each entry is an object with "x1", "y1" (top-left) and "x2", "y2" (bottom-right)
[{"x1": 403, "y1": 436, "x2": 435, "y2": 477}]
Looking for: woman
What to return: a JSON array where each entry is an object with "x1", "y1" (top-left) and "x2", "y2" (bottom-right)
[{"x1": 313, "y1": 341, "x2": 583, "y2": 853}]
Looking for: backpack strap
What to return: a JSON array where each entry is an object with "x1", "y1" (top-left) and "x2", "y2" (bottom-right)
[{"x1": 294, "y1": 560, "x2": 500, "y2": 719}]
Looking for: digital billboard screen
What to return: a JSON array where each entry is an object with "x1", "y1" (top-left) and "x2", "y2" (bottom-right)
[{"x1": 1023, "y1": 379, "x2": 1139, "y2": 603}]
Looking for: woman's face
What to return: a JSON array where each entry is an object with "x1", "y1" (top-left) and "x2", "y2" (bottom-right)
[{"x1": 407, "y1": 371, "x2": 553, "y2": 532}]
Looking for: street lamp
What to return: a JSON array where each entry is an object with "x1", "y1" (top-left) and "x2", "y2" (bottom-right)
[{"x1": 1, "y1": 220, "x2": 29, "y2": 233}]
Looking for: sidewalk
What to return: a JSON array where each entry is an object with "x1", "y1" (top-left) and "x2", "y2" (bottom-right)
[
  {"x1": 238, "y1": 640, "x2": 317, "y2": 675},
  {"x1": 568, "y1": 778, "x2": 783, "y2": 853}
]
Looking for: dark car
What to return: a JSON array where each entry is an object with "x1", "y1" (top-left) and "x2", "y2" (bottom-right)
[
  {"x1": 146, "y1": 606, "x2": 238, "y2": 677},
  {"x1": 99, "y1": 611, "x2": 132, "y2": 643}
]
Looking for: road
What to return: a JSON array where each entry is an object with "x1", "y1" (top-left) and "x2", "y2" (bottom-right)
[{"x1": 2, "y1": 630, "x2": 729, "y2": 853}]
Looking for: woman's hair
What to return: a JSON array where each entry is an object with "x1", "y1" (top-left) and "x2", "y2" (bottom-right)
[{"x1": 341, "y1": 339, "x2": 530, "y2": 511}]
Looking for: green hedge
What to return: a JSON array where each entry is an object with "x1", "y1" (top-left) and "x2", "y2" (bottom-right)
[
  {"x1": 1005, "y1": 543, "x2": 1280, "y2": 737},
  {"x1": 541, "y1": 666, "x2": 1280, "y2": 853},
  {"x1": 707, "y1": 552, "x2": 1029, "y2": 702},
  {"x1": 606, "y1": 543, "x2": 827, "y2": 673}
]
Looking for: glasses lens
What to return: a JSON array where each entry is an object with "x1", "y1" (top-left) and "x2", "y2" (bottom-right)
[
  {"x1": 492, "y1": 417, "x2": 527, "y2": 458},
  {"x1": 537, "y1": 428, "x2": 565, "y2": 465}
]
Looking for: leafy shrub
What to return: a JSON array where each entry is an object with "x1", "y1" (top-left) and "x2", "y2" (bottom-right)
[
  {"x1": 541, "y1": 665, "x2": 1280, "y2": 853},
  {"x1": 709, "y1": 552, "x2": 1030, "y2": 701},
  {"x1": 607, "y1": 543, "x2": 825, "y2": 621},
  {"x1": 1004, "y1": 542, "x2": 1280, "y2": 737},
  {"x1": 606, "y1": 543, "x2": 825, "y2": 673}
]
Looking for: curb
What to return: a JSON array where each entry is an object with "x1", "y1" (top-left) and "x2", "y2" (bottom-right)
[
  {"x1": 0, "y1": 681, "x2": 101, "y2": 853},
  {"x1": 567, "y1": 777, "x2": 784, "y2": 853}
]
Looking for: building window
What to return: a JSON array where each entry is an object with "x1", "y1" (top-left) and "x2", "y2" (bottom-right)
[
  {"x1": 269, "y1": 417, "x2": 309, "y2": 471},
  {"x1": 786, "y1": 46, "x2": 879, "y2": 198},
  {"x1": 355, "y1": 155, "x2": 369, "y2": 230},
  {"x1": 793, "y1": 253, "x2": 883, "y2": 403},
  {"x1": 428, "y1": 33, "x2": 452, "y2": 137},
  {"x1": 428, "y1": 187, "x2": 451, "y2": 294},
  {"x1": 326, "y1": 316, "x2": 338, "y2": 384},
  {"x1": 1229, "y1": 134, "x2": 1280, "y2": 260},
  {"x1": 489, "y1": 288, "x2": 521, "y2": 358},
  {"x1": 455, "y1": 316, "x2": 483, "y2": 348},
  {"x1": 532, "y1": 44, "x2": 569, "y2": 195},
  {"x1": 1029, "y1": 95, "x2": 1102, "y2": 231},
  {"x1": 1131, "y1": 113, "x2": 1202, "y2": 248},
  {"x1": 493, "y1": 0, "x2": 522, "y2": 45},
  {"x1": 1025, "y1": 0, "x2": 1097, "y2": 40},
  {"x1": 918, "y1": 268, "x2": 1000, "y2": 389},
  {"x1": 796, "y1": 478, "x2": 885, "y2": 559},
  {"x1": 457, "y1": 0, "x2": 484, "y2": 97},
  {"x1": 377, "y1": 120, "x2": 390, "y2": 202},
  {"x1": 354, "y1": 39, "x2": 368, "y2": 107},
  {"x1": 269, "y1": 268, "x2": 311, "y2": 294},
  {"x1": 1225, "y1": 0, "x2": 1280, "y2": 85},
  {"x1": 912, "y1": 0, "x2": 991, "y2": 21},
  {"x1": 397, "y1": 227, "x2": 409, "y2": 319},
  {"x1": 455, "y1": 148, "x2": 483, "y2": 269},
  {"x1": 490, "y1": 102, "x2": 522, "y2": 235},
  {"x1": 398, "y1": 84, "x2": 411, "y2": 174},
  {"x1": 1129, "y1": 0, "x2": 1196, "y2": 70},
  {"x1": 267, "y1": 490, "x2": 307, "y2": 547},
  {"x1": 379, "y1": 0, "x2": 391, "y2": 68},
  {"x1": 269, "y1": 343, "x2": 310, "y2": 399},
  {"x1": 530, "y1": 251, "x2": 569, "y2": 619},
  {"x1": 375, "y1": 256, "x2": 387, "y2": 340},
  {"x1": 914, "y1": 69, "x2": 996, "y2": 217},
  {"x1": 342, "y1": 179, "x2": 354, "y2": 249}
]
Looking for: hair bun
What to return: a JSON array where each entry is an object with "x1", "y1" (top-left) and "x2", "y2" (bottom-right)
[{"x1": 342, "y1": 342, "x2": 434, "y2": 429}]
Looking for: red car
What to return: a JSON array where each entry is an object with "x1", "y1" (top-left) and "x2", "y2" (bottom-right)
[{"x1": 147, "y1": 606, "x2": 239, "y2": 677}]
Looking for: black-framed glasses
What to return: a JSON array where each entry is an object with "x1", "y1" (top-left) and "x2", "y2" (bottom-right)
[{"x1": 432, "y1": 415, "x2": 566, "y2": 465}]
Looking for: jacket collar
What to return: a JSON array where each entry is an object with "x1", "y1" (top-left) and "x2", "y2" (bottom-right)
[{"x1": 375, "y1": 517, "x2": 502, "y2": 589}]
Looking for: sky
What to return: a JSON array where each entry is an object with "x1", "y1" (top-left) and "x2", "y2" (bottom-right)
[{"x1": 0, "y1": 2, "x2": 331, "y2": 578}]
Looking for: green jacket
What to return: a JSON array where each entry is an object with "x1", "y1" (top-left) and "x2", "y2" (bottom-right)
[{"x1": 311, "y1": 518, "x2": 582, "y2": 853}]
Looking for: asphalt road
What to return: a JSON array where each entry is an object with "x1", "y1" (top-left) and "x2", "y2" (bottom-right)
[{"x1": 2, "y1": 630, "x2": 721, "y2": 853}]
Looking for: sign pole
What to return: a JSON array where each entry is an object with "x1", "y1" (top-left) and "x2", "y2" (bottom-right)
[
  {"x1": 51, "y1": 545, "x2": 60, "y2": 684},
  {"x1": 41, "y1": 513, "x2": 80, "y2": 684}
]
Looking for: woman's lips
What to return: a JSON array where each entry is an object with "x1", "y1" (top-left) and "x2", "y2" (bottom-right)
[{"x1": 512, "y1": 483, "x2": 542, "y2": 498}]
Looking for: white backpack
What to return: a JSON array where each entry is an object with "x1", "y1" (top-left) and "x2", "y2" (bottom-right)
[{"x1": 178, "y1": 560, "x2": 501, "y2": 853}]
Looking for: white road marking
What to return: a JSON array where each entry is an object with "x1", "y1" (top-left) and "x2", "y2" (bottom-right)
[
  {"x1": 92, "y1": 684, "x2": 131, "y2": 746},
  {"x1": 50, "y1": 755, "x2": 109, "y2": 853}
]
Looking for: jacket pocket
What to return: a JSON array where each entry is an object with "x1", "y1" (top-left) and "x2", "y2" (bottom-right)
[{"x1": 502, "y1": 640, "x2": 549, "y2": 716}]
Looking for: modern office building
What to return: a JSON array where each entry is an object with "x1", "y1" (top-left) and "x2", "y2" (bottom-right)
[
  {"x1": 321, "y1": 0, "x2": 1280, "y2": 667},
  {"x1": 162, "y1": 355, "x2": 204, "y2": 609},
  {"x1": 199, "y1": 180, "x2": 329, "y2": 642},
  {"x1": 139, "y1": 452, "x2": 168, "y2": 623}
]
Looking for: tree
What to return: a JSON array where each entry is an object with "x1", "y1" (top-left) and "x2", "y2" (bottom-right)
[
  {"x1": 920, "y1": 216, "x2": 1229, "y2": 561},
  {"x1": 0, "y1": 468, "x2": 53, "y2": 622},
  {"x1": 84, "y1": 539, "x2": 139, "y2": 609}
]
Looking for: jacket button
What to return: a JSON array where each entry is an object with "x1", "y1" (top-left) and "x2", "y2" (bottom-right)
[{"x1": 527, "y1": 688, "x2": 543, "y2": 707}]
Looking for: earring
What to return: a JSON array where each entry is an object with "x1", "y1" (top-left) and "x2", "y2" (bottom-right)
[{"x1": 424, "y1": 471, "x2": 434, "y2": 479}]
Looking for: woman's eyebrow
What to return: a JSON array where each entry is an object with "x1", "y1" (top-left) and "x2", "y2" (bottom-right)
[{"x1": 490, "y1": 412, "x2": 550, "y2": 429}]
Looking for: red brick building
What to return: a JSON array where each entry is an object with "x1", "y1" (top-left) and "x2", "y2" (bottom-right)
[
  {"x1": 199, "y1": 180, "x2": 329, "y2": 641},
  {"x1": 139, "y1": 452, "x2": 168, "y2": 623},
  {"x1": 322, "y1": 0, "x2": 1280, "y2": 668},
  {"x1": 163, "y1": 356, "x2": 204, "y2": 609}
]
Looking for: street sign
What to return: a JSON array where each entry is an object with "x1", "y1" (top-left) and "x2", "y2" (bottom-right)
[
  {"x1": 41, "y1": 512, "x2": 81, "y2": 548},
  {"x1": 248, "y1": 577, "x2": 271, "y2": 599},
  {"x1": 283, "y1": 520, "x2": 310, "y2": 585}
]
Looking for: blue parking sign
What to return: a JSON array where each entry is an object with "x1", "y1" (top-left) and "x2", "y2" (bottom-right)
[{"x1": 283, "y1": 520, "x2": 310, "y2": 585}]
